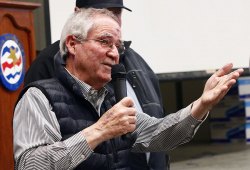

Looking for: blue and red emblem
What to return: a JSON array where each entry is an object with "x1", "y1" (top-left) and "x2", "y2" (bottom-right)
[{"x1": 0, "y1": 34, "x2": 25, "y2": 91}]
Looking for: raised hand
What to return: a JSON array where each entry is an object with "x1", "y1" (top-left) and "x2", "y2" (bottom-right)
[{"x1": 191, "y1": 63, "x2": 244, "y2": 120}]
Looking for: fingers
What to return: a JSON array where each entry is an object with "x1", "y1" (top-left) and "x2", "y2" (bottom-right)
[
  {"x1": 98, "y1": 98, "x2": 137, "y2": 139},
  {"x1": 221, "y1": 68, "x2": 244, "y2": 87},
  {"x1": 214, "y1": 63, "x2": 244, "y2": 79},
  {"x1": 214, "y1": 63, "x2": 233, "y2": 77},
  {"x1": 120, "y1": 108, "x2": 136, "y2": 124},
  {"x1": 120, "y1": 97, "x2": 134, "y2": 107},
  {"x1": 232, "y1": 68, "x2": 244, "y2": 78},
  {"x1": 210, "y1": 65, "x2": 244, "y2": 90},
  {"x1": 193, "y1": 64, "x2": 244, "y2": 120},
  {"x1": 121, "y1": 113, "x2": 137, "y2": 134}
]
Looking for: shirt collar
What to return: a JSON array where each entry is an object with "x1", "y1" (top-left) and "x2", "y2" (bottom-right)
[{"x1": 64, "y1": 68, "x2": 108, "y2": 115}]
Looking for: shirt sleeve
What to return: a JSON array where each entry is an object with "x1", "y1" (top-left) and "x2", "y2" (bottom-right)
[
  {"x1": 131, "y1": 104, "x2": 205, "y2": 152},
  {"x1": 13, "y1": 87, "x2": 93, "y2": 170}
]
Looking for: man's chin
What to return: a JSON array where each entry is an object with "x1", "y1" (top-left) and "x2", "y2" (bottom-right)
[{"x1": 99, "y1": 74, "x2": 112, "y2": 84}]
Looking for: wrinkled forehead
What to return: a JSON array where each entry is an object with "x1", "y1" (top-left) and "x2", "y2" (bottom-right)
[{"x1": 89, "y1": 16, "x2": 121, "y2": 38}]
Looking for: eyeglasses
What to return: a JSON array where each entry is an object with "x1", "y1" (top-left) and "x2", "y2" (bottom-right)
[{"x1": 84, "y1": 38, "x2": 125, "y2": 55}]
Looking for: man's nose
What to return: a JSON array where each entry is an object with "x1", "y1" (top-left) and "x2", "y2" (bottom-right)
[{"x1": 106, "y1": 47, "x2": 119, "y2": 63}]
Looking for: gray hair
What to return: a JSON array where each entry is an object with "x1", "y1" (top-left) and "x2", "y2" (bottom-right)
[{"x1": 59, "y1": 8, "x2": 119, "y2": 57}]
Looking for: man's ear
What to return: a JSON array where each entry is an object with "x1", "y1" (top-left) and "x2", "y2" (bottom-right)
[{"x1": 65, "y1": 35, "x2": 77, "y2": 56}]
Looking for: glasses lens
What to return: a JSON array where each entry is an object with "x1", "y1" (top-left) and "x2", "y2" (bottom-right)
[
  {"x1": 97, "y1": 39, "x2": 110, "y2": 47},
  {"x1": 88, "y1": 38, "x2": 125, "y2": 54}
]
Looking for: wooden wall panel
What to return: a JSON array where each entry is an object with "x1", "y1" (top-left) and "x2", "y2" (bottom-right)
[{"x1": 0, "y1": 1, "x2": 40, "y2": 169}]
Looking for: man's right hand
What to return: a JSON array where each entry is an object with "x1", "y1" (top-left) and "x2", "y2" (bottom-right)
[{"x1": 82, "y1": 97, "x2": 136, "y2": 150}]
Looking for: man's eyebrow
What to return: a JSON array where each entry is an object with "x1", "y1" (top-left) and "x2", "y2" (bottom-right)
[{"x1": 98, "y1": 32, "x2": 113, "y2": 38}]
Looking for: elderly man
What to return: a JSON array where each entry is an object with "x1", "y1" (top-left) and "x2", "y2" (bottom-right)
[
  {"x1": 25, "y1": 1, "x2": 169, "y2": 169},
  {"x1": 14, "y1": 8, "x2": 243, "y2": 170}
]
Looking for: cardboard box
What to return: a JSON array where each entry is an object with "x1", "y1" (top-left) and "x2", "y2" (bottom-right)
[
  {"x1": 238, "y1": 76, "x2": 250, "y2": 100},
  {"x1": 210, "y1": 97, "x2": 245, "y2": 120},
  {"x1": 210, "y1": 119, "x2": 246, "y2": 143}
]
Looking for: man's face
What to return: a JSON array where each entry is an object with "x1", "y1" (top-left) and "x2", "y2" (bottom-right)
[{"x1": 69, "y1": 16, "x2": 121, "y2": 90}]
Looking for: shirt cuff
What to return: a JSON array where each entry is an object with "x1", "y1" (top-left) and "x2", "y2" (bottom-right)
[
  {"x1": 181, "y1": 103, "x2": 209, "y2": 122},
  {"x1": 64, "y1": 131, "x2": 93, "y2": 167},
  {"x1": 181, "y1": 103, "x2": 208, "y2": 135}
]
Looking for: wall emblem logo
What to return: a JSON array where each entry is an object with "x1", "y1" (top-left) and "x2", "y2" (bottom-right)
[{"x1": 0, "y1": 34, "x2": 25, "y2": 91}]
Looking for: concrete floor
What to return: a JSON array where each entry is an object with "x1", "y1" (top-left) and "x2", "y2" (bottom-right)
[{"x1": 169, "y1": 142, "x2": 250, "y2": 170}]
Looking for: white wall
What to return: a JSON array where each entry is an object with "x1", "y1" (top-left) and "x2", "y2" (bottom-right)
[
  {"x1": 49, "y1": 0, "x2": 74, "y2": 43},
  {"x1": 50, "y1": 0, "x2": 250, "y2": 73}
]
